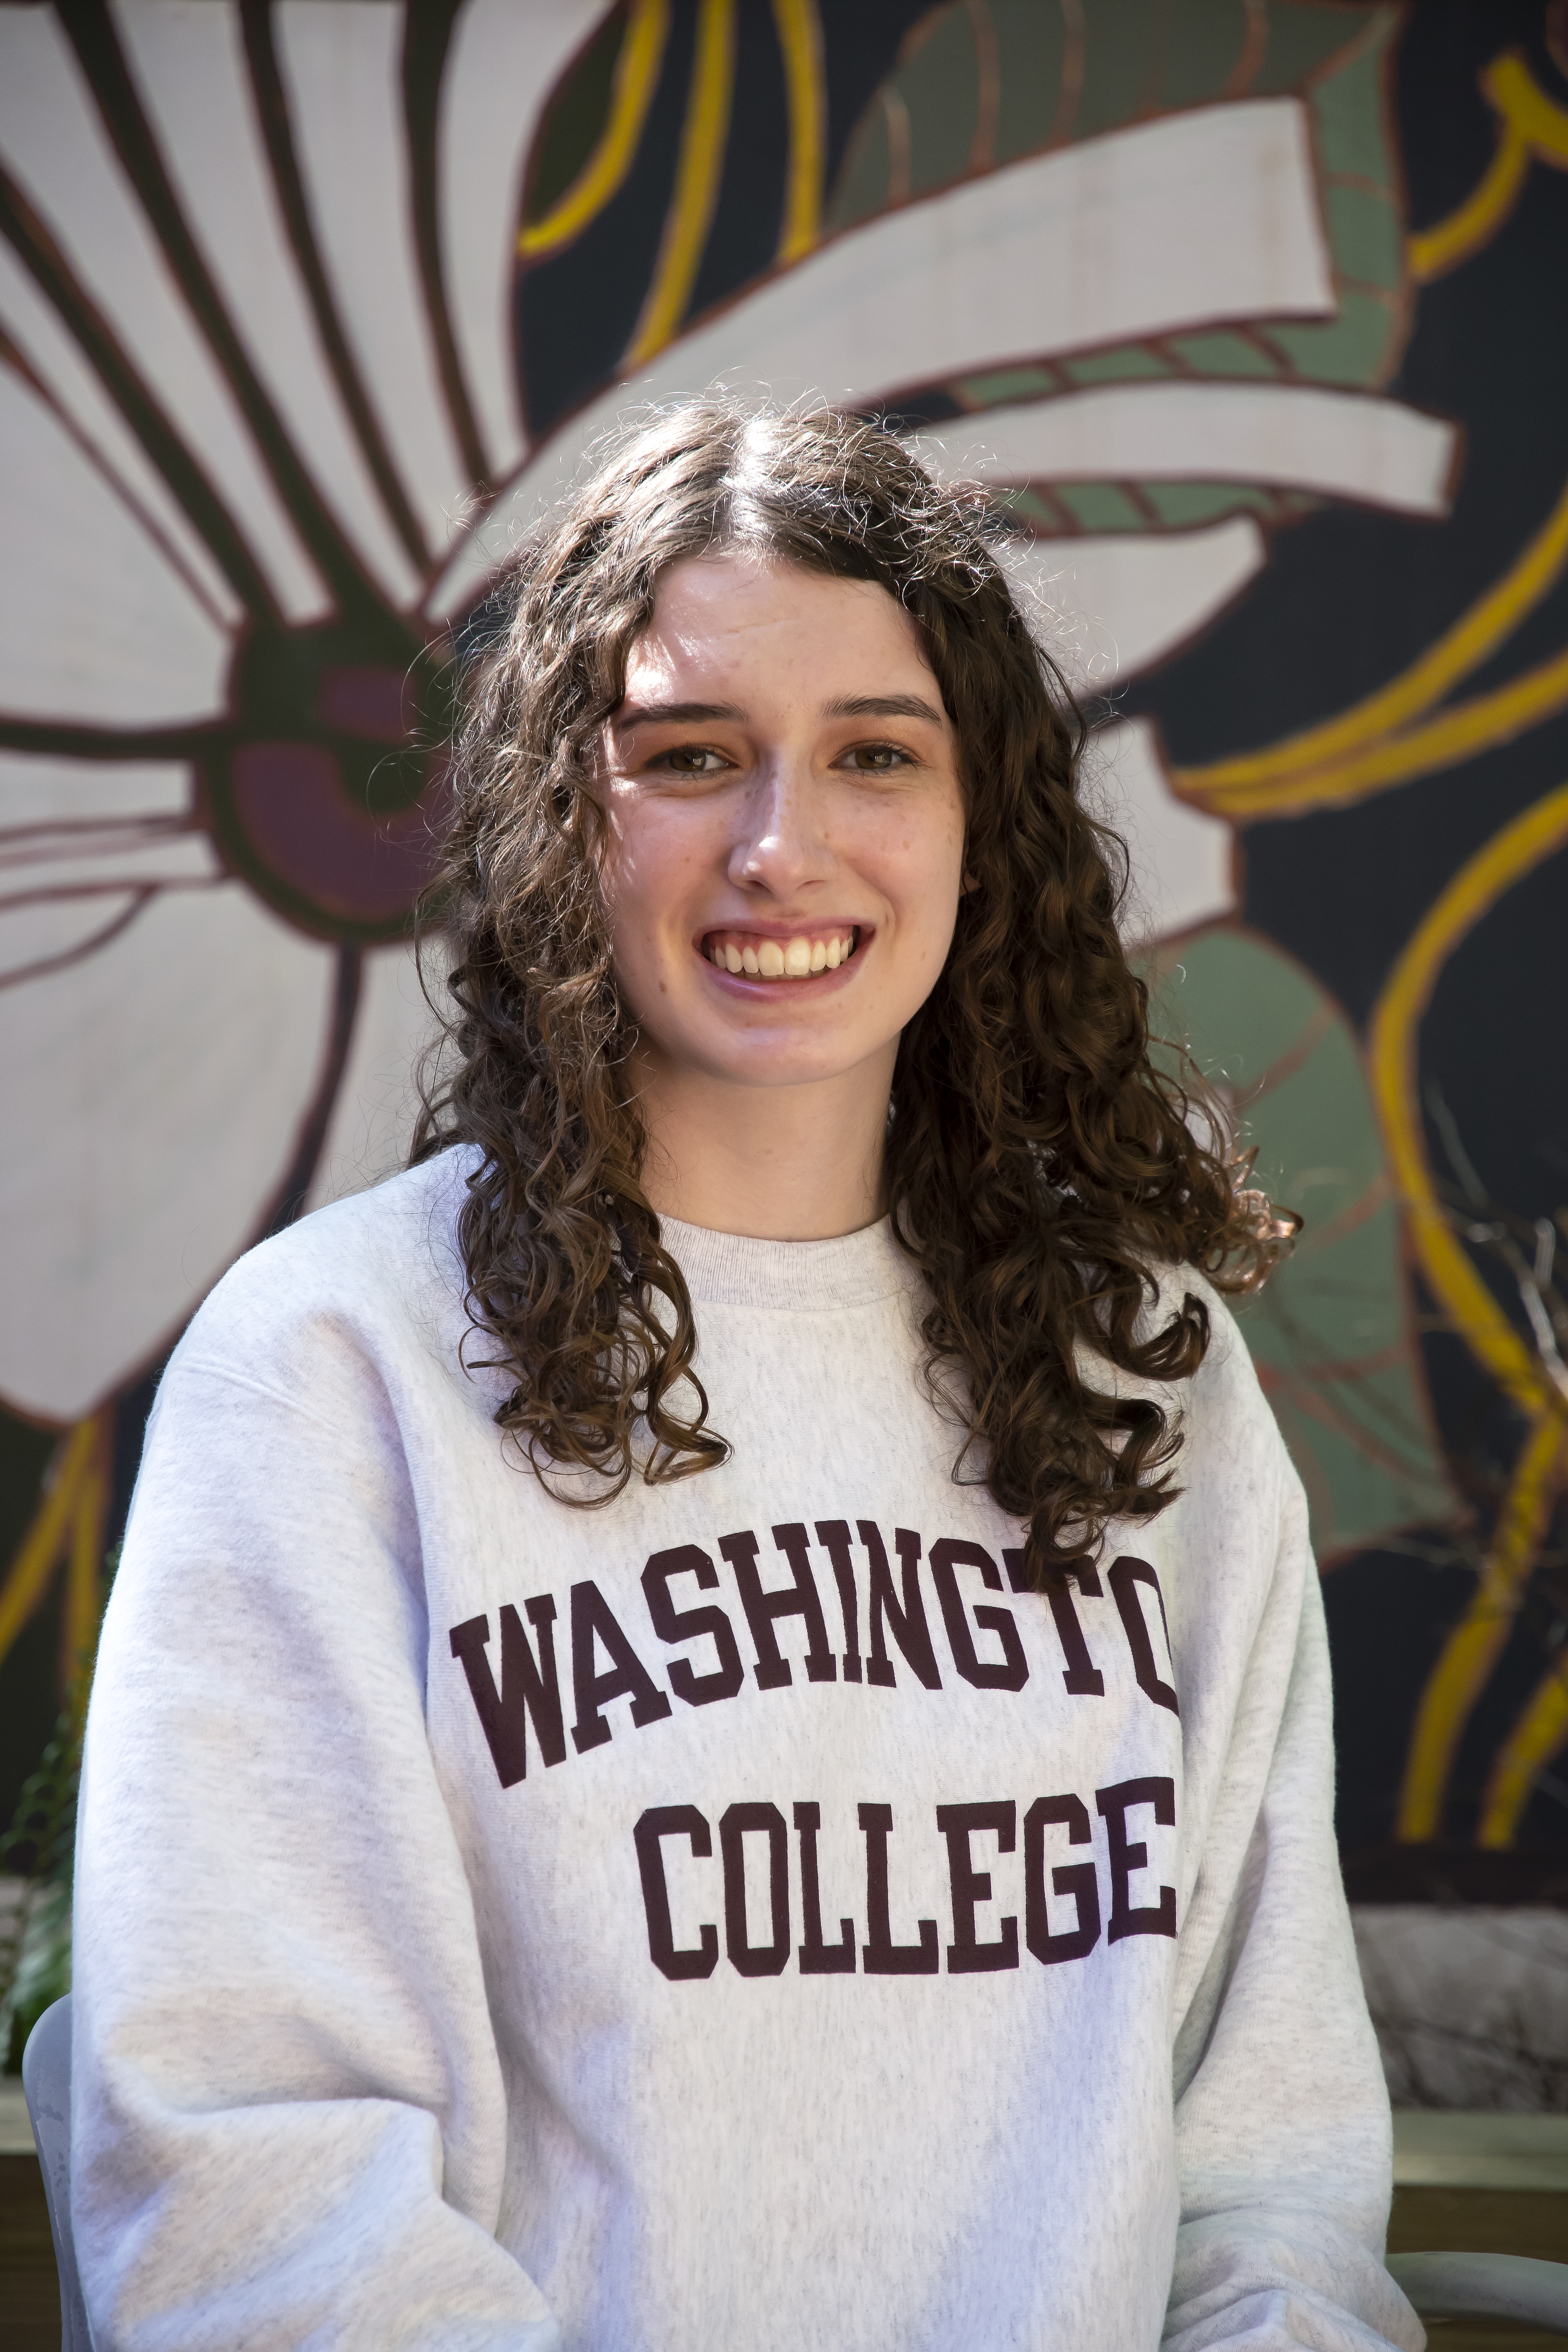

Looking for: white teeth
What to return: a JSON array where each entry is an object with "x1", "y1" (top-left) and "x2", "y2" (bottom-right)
[{"x1": 707, "y1": 930, "x2": 857, "y2": 975}]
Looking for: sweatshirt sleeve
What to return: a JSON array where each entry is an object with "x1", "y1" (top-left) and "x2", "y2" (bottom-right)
[
  {"x1": 1165, "y1": 1453, "x2": 1424, "y2": 2352},
  {"x1": 71, "y1": 1299, "x2": 562, "y2": 2352}
]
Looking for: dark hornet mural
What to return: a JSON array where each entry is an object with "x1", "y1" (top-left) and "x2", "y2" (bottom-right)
[{"x1": 1, "y1": 1, "x2": 1565, "y2": 1957}]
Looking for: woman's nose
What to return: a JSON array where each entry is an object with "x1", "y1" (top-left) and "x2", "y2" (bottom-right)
[{"x1": 728, "y1": 762, "x2": 832, "y2": 895}]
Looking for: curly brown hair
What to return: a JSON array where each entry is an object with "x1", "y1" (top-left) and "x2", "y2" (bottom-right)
[{"x1": 412, "y1": 397, "x2": 1290, "y2": 1582}]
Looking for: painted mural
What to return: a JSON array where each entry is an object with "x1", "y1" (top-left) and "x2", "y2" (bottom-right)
[{"x1": 1, "y1": 0, "x2": 1565, "y2": 1933}]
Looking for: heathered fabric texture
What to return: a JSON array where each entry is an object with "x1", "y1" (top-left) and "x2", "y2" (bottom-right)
[{"x1": 72, "y1": 1151, "x2": 1422, "y2": 2352}]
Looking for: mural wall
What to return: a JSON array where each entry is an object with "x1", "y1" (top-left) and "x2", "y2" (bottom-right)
[{"x1": 2, "y1": 0, "x2": 1566, "y2": 1905}]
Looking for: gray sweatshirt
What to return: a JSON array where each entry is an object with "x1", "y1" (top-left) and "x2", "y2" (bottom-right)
[{"x1": 72, "y1": 1149, "x2": 1422, "y2": 2352}]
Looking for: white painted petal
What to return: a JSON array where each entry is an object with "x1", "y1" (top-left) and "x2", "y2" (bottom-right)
[
  {"x1": 909, "y1": 384, "x2": 1458, "y2": 520},
  {"x1": 1084, "y1": 718, "x2": 1235, "y2": 950},
  {"x1": 0, "y1": 883, "x2": 339, "y2": 1421},
  {"x1": 440, "y1": 0, "x2": 603, "y2": 483},
  {"x1": 0, "y1": 11, "x2": 329, "y2": 623},
  {"x1": 0, "y1": 368, "x2": 231, "y2": 721},
  {"x1": 2, "y1": 831, "x2": 219, "y2": 902},
  {"x1": 275, "y1": 1, "x2": 471, "y2": 554},
  {"x1": 113, "y1": 0, "x2": 424, "y2": 607},
  {"x1": 0, "y1": 893, "x2": 145, "y2": 987},
  {"x1": 0, "y1": 757, "x2": 191, "y2": 826},
  {"x1": 303, "y1": 938, "x2": 442, "y2": 1211},
  {"x1": 0, "y1": 242, "x2": 242, "y2": 630},
  {"x1": 433, "y1": 98, "x2": 1331, "y2": 615},
  {"x1": 999, "y1": 517, "x2": 1267, "y2": 689}
]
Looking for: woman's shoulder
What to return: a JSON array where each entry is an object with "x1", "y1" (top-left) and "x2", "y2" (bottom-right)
[{"x1": 161, "y1": 1148, "x2": 479, "y2": 1411}]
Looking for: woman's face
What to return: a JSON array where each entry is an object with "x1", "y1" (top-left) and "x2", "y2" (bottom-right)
[{"x1": 599, "y1": 550, "x2": 967, "y2": 1098}]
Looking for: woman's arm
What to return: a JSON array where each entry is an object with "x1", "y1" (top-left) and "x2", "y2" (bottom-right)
[
  {"x1": 1167, "y1": 1464, "x2": 1423, "y2": 2352},
  {"x1": 71, "y1": 1265, "x2": 561, "y2": 2352}
]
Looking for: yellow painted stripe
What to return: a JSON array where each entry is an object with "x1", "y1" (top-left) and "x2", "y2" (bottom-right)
[
  {"x1": 1408, "y1": 114, "x2": 1530, "y2": 283},
  {"x1": 1409, "y1": 54, "x2": 1568, "y2": 283},
  {"x1": 0, "y1": 1417, "x2": 99, "y2": 1669},
  {"x1": 1396, "y1": 1412, "x2": 1566, "y2": 1841},
  {"x1": 519, "y1": 0, "x2": 671, "y2": 262},
  {"x1": 1372, "y1": 784, "x2": 1568, "y2": 1840},
  {"x1": 771, "y1": 0, "x2": 825, "y2": 264},
  {"x1": 1174, "y1": 471, "x2": 1568, "y2": 806},
  {"x1": 1369, "y1": 779, "x2": 1568, "y2": 1421},
  {"x1": 1479, "y1": 1644, "x2": 1568, "y2": 1846},
  {"x1": 626, "y1": 0, "x2": 736, "y2": 367},
  {"x1": 63, "y1": 1436, "x2": 109, "y2": 1678},
  {"x1": 1202, "y1": 638, "x2": 1568, "y2": 819}
]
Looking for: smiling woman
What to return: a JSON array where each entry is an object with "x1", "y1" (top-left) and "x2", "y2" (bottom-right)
[{"x1": 72, "y1": 398, "x2": 1416, "y2": 2352}]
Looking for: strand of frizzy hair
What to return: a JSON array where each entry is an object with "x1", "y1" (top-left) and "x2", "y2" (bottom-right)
[{"x1": 412, "y1": 400, "x2": 1285, "y2": 1581}]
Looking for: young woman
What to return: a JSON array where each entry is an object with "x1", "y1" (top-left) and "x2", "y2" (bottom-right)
[{"x1": 72, "y1": 403, "x2": 1420, "y2": 2352}]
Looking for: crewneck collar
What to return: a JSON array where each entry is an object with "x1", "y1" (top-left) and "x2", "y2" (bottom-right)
[{"x1": 657, "y1": 1214, "x2": 920, "y2": 1311}]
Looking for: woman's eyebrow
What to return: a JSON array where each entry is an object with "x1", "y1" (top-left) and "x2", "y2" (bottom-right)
[
  {"x1": 612, "y1": 699, "x2": 746, "y2": 732},
  {"x1": 822, "y1": 692, "x2": 947, "y2": 725}
]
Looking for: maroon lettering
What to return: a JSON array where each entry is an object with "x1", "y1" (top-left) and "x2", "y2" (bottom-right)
[
  {"x1": 1095, "y1": 1777, "x2": 1177, "y2": 1941},
  {"x1": 719, "y1": 1527, "x2": 836, "y2": 1689},
  {"x1": 1007, "y1": 1549, "x2": 1106, "y2": 1696},
  {"x1": 569, "y1": 1581, "x2": 674, "y2": 1753},
  {"x1": 635, "y1": 1806, "x2": 719, "y2": 1980},
  {"x1": 930, "y1": 1541, "x2": 1028, "y2": 1691},
  {"x1": 813, "y1": 1518, "x2": 863, "y2": 1683},
  {"x1": 858, "y1": 1802, "x2": 939, "y2": 1973},
  {"x1": 935, "y1": 1801, "x2": 1019, "y2": 1972},
  {"x1": 1107, "y1": 1557, "x2": 1179, "y2": 1715},
  {"x1": 720, "y1": 1802, "x2": 791, "y2": 1977},
  {"x1": 859, "y1": 1522, "x2": 942, "y2": 1690},
  {"x1": 449, "y1": 1601, "x2": 566, "y2": 1788},
  {"x1": 642, "y1": 1546, "x2": 745, "y2": 1707},
  {"x1": 793, "y1": 1801, "x2": 855, "y2": 1973},
  {"x1": 1023, "y1": 1794, "x2": 1102, "y2": 1963}
]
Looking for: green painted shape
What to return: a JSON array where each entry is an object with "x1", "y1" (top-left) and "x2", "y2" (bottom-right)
[
  {"x1": 1250, "y1": 0, "x2": 1372, "y2": 96},
  {"x1": 1139, "y1": 927, "x2": 1451, "y2": 1559},
  {"x1": 957, "y1": 366, "x2": 1059, "y2": 407},
  {"x1": 1269, "y1": 1388, "x2": 1454, "y2": 1560},
  {"x1": 1053, "y1": 481, "x2": 1151, "y2": 531},
  {"x1": 1060, "y1": 345, "x2": 1172, "y2": 387},
  {"x1": 903, "y1": 9, "x2": 981, "y2": 195},
  {"x1": 1267, "y1": 290, "x2": 1399, "y2": 385},
  {"x1": 1313, "y1": 7, "x2": 1400, "y2": 181},
  {"x1": 1073, "y1": 0, "x2": 1162, "y2": 138},
  {"x1": 1159, "y1": 0, "x2": 1253, "y2": 113},
  {"x1": 1323, "y1": 182, "x2": 1404, "y2": 291},
  {"x1": 1165, "y1": 330, "x2": 1286, "y2": 378},
  {"x1": 827, "y1": 98, "x2": 892, "y2": 232},
  {"x1": 1002, "y1": 487, "x2": 1066, "y2": 530},
  {"x1": 990, "y1": 0, "x2": 1067, "y2": 163},
  {"x1": 1138, "y1": 480, "x2": 1274, "y2": 527}
]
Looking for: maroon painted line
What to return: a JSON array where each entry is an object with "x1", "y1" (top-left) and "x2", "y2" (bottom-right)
[
  {"x1": 0, "y1": 886, "x2": 157, "y2": 994},
  {"x1": 253, "y1": 941, "x2": 364, "y2": 1239},
  {"x1": 0, "y1": 717, "x2": 223, "y2": 760},
  {"x1": 0, "y1": 322, "x2": 234, "y2": 633},
  {"x1": 0, "y1": 159, "x2": 280, "y2": 623},
  {"x1": 60, "y1": 1, "x2": 384, "y2": 617},
  {"x1": 240, "y1": 0, "x2": 434, "y2": 579},
  {"x1": 403, "y1": 0, "x2": 492, "y2": 497}
]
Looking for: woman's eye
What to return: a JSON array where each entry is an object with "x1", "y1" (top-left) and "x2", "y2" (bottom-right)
[
  {"x1": 845, "y1": 743, "x2": 912, "y2": 772},
  {"x1": 657, "y1": 745, "x2": 728, "y2": 775}
]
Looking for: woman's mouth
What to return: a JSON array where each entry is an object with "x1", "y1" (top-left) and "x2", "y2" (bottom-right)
[{"x1": 701, "y1": 927, "x2": 860, "y2": 979}]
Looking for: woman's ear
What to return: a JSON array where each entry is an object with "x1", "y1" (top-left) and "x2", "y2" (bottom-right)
[{"x1": 961, "y1": 867, "x2": 980, "y2": 894}]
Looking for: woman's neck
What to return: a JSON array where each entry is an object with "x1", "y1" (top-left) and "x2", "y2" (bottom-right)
[{"x1": 632, "y1": 1045, "x2": 895, "y2": 1240}]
